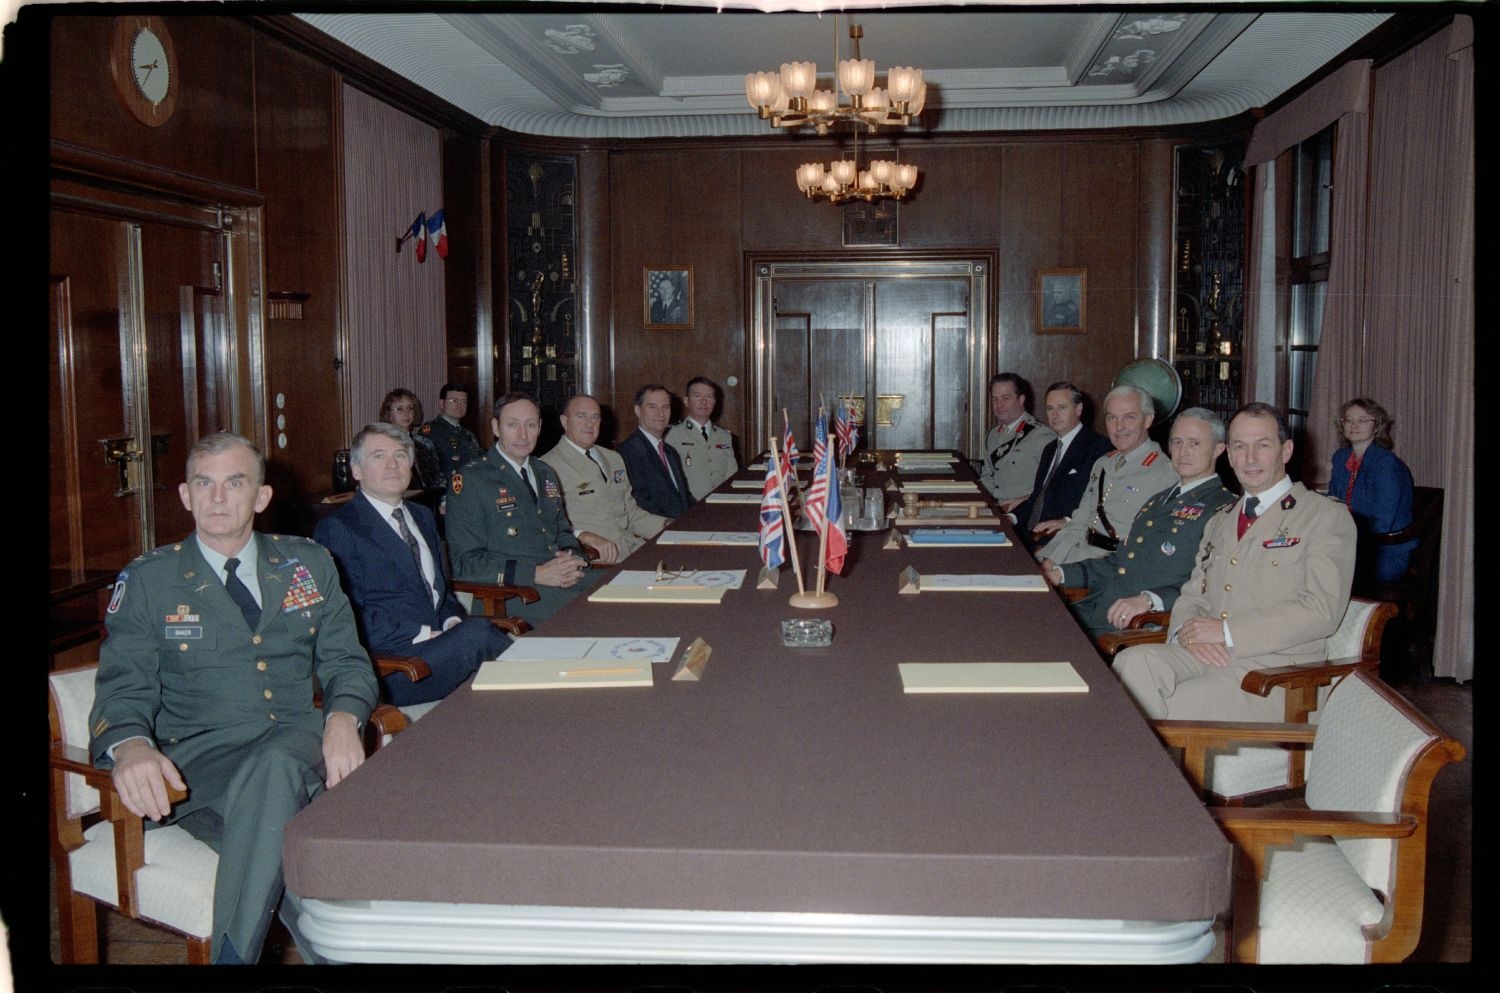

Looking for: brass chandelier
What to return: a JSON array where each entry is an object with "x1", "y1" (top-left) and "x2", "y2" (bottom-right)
[{"x1": 745, "y1": 19, "x2": 924, "y2": 204}]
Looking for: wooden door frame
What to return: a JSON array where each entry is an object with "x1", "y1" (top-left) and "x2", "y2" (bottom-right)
[
  {"x1": 50, "y1": 173, "x2": 265, "y2": 553},
  {"x1": 745, "y1": 249, "x2": 998, "y2": 459}
]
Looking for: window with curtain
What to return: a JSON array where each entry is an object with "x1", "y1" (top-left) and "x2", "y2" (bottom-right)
[{"x1": 1283, "y1": 125, "x2": 1334, "y2": 452}]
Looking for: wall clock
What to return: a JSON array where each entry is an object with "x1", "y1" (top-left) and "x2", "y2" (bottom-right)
[{"x1": 110, "y1": 16, "x2": 178, "y2": 127}]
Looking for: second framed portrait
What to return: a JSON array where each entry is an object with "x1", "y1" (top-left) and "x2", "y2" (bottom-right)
[
  {"x1": 1036, "y1": 268, "x2": 1086, "y2": 334},
  {"x1": 644, "y1": 266, "x2": 694, "y2": 329}
]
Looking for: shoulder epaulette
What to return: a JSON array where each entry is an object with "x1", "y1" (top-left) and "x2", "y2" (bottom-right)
[{"x1": 1141, "y1": 450, "x2": 1160, "y2": 466}]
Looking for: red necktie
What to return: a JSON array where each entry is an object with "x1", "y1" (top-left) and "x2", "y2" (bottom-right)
[
  {"x1": 1343, "y1": 452, "x2": 1360, "y2": 504},
  {"x1": 1236, "y1": 496, "x2": 1259, "y2": 540}
]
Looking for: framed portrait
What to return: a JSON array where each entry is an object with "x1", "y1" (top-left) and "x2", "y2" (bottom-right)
[
  {"x1": 1036, "y1": 268, "x2": 1086, "y2": 334},
  {"x1": 643, "y1": 266, "x2": 694, "y2": 329}
]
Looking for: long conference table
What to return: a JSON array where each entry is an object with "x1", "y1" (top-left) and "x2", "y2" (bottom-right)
[{"x1": 282, "y1": 452, "x2": 1230, "y2": 964}]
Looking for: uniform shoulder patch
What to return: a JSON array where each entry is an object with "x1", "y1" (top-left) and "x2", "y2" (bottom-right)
[
  {"x1": 1281, "y1": 493, "x2": 1297, "y2": 510},
  {"x1": 451, "y1": 473, "x2": 464, "y2": 494},
  {"x1": 421, "y1": 423, "x2": 432, "y2": 436}
]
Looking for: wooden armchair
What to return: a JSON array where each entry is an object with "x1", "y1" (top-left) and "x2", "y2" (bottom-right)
[
  {"x1": 1154, "y1": 670, "x2": 1463, "y2": 963},
  {"x1": 48, "y1": 664, "x2": 406, "y2": 964},
  {"x1": 1108, "y1": 597, "x2": 1397, "y2": 802},
  {"x1": 450, "y1": 579, "x2": 541, "y2": 619}
]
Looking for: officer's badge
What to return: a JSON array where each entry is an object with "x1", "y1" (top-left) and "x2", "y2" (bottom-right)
[
  {"x1": 544, "y1": 479, "x2": 560, "y2": 498},
  {"x1": 1172, "y1": 505, "x2": 1205, "y2": 521},
  {"x1": 1160, "y1": 541, "x2": 1176, "y2": 556},
  {"x1": 1263, "y1": 528, "x2": 1301, "y2": 549},
  {"x1": 451, "y1": 473, "x2": 463, "y2": 494},
  {"x1": 1280, "y1": 493, "x2": 1298, "y2": 511},
  {"x1": 613, "y1": 468, "x2": 626, "y2": 484},
  {"x1": 107, "y1": 572, "x2": 129, "y2": 614},
  {"x1": 281, "y1": 563, "x2": 326, "y2": 612}
]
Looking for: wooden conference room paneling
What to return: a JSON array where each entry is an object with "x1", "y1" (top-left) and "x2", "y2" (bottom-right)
[{"x1": 602, "y1": 133, "x2": 1163, "y2": 450}]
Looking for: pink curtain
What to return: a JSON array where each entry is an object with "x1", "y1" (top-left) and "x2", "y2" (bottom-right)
[{"x1": 1359, "y1": 19, "x2": 1473, "y2": 680}]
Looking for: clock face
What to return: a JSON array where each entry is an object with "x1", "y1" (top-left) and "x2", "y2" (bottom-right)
[{"x1": 131, "y1": 28, "x2": 170, "y2": 105}]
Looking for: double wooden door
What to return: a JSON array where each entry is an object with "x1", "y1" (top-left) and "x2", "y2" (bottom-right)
[
  {"x1": 751, "y1": 257, "x2": 993, "y2": 458},
  {"x1": 50, "y1": 201, "x2": 236, "y2": 577}
]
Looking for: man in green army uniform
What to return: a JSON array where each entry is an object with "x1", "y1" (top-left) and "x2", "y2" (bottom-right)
[
  {"x1": 446, "y1": 392, "x2": 595, "y2": 625},
  {"x1": 89, "y1": 432, "x2": 377, "y2": 964},
  {"x1": 665, "y1": 376, "x2": 738, "y2": 501},
  {"x1": 421, "y1": 382, "x2": 484, "y2": 492},
  {"x1": 1041, "y1": 408, "x2": 1237, "y2": 640}
]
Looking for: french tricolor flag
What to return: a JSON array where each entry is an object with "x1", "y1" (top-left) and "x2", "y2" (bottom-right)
[
  {"x1": 406, "y1": 212, "x2": 427, "y2": 263},
  {"x1": 428, "y1": 208, "x2": 449, "y2": 259}
]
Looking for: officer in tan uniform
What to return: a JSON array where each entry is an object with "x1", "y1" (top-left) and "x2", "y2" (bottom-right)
[
  {"x1": 539, "y1": 394, "x2": 668, "y2": 563},
  {"x1": 446, "y1": 392, "x2": 594, "y2": 625},
  {"x1": 978, "y1": 373, "x2": 1057, "y2": 502},
  {"x1": 665, "y1": 376, "x2": 738, "y2": 500},
  {"x1": 1037, "y1": 384, "x2": 1177, "y2": 566},
  {"x1": 1115, "y1": 403, "x2": 1356, "y2": 722}
]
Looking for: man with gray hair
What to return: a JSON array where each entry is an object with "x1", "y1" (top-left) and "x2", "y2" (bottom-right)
[
  {"x1": 315, "y1": 423, "x2": 512, "y2": 705},
  {"x1": 1041, "y1": 408, "x2": 1237, "y2": 639},
  {"x1": 89, "y1": 431, "x2": 377, "y2": 964},
  {"x1": 1036, "y1": 383, "x2": 1178, "y2": 565}
]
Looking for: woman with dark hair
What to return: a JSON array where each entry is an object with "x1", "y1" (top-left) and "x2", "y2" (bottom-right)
[
  {"x1": 1328, "y1": 397, "x2": 1416, "y2": 582},
  {"x1": 379, "y1": 388, "x2": 444, "y2": 497}
]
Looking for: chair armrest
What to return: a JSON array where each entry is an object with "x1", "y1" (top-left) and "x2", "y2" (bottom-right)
[
  {"x1": 488, "y1": 617, "x2": 530, "y2": 637},
  {"x1": 1212, "y1": 806, "x2": 1417, "y2": 842},
  {"x1": 451, "y1": 580, "x2": 542, "y2": 616},
  {"x1": 366, "y1": 704, "x2": 409, "y2": 752},
  {"x1": 1060, "y1": 586, "x2": 1088, "y2": 604},
  {"x1": 50, "y1": 741, "x2": 190, "y2": 805},
  {"x1": 1152, "y1": 720, "x2": 1316, "y2": 796},
  {"x1": 372, "y1": 653, "x2": 432, "y2": 683},
  {"x1": 1095, "y1": 625, "x2": 1168, "y2": 656},
  {"x1": 1127, "y1": 609, "x2": 1171, "y2": 630},
  {"x1": 1239, "y1": 656, "x2": 1373, "y2": 698}
]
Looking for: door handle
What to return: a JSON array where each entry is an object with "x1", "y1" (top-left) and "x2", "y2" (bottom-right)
[{"x1": 99, "y1": 437, "x2": 143, "y2": 496}]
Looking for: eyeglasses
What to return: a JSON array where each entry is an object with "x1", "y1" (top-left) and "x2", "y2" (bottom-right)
[
  {"x1": 443, "y1": 397, "x2": 469, "y2": 406},
  {"x1": 1340, "y1": 416, "x2": 1375, "y2": 426},
  {"x1": 391, "y1": 404, "x2": 415, "y2": 413}
]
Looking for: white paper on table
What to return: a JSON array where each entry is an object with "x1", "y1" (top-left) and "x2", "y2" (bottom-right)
[
  {"x1": 901, "y1": 481, "x2": 981, "y2": 493},
  {"x1": 730, "y1": 479, "x2": 763, "y2": 489},
  {"x1": 611, "y1": 569, "x2": 747, "y2": 590},
  {"x1": 919, "y1": 574, "x2": 1049, "y2": 592},
  {"x1": 894, "y1": 452, "x2": 960, "y2": 462},
  {"x1": 655, "y1": 531, "x2": 759, "y2": 545},
  {"x1": 498, "y1": 637, "x2": 681, "y2": 664},
  {"x1": 899, "y1": 661, "x2": 1087, "y2": 693},
  {"x1": 705, "y1": 492, "x2": 762, "y2": 504}
]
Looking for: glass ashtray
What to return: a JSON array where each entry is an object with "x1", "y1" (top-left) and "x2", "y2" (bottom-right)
[{"x1": 781, "y1": 618, "x2": 833, "y2": 648}]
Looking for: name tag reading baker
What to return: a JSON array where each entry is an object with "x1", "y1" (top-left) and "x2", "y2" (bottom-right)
[{"x1": 472, "y1": 637, "x2": 678, "y2": 690}]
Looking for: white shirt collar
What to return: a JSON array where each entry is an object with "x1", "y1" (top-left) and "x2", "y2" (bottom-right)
[
  {"x1": 359, "y1": 488, "x2": 405, "y2": 520},
  {"x1": 1244, "y1": 475, "x2": 1293, "y2": 510},
  {"x1": 1057, "y1": 423, "x2": 1082, "y2": 448},
  {"x1": 1003, "y1": 414, "x2": 1028, "y2": 432},
  {"x1": 637, "y1": 426, "x2": 664, "y2": 444},
  {"x1": 562, "y1": 436, "x2": 592, "y2": 458},
  {"x1": 1178, "y1": 474, "x2": 1217, "y2": 495}
]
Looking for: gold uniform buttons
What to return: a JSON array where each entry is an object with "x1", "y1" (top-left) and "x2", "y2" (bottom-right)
[
  {"x1": 269, "y1": 713, "x2": 277, "y2": 721},
  {"x1": 1220, "y1": 611, "x2": 1229, "y2": 619},
  {"x1": 179, "y1": 643, "x2": 188, "y2": 651},
  {"x1": 252, "y1": 634, "x2": 263, "y2": 645},
  {"x1": 1230, "y1": 557, "x2": 1239, "y2": 565},
  {"x1": 264, "y1": 689, "x2": 273, "y2": 699},
  {"x1": 257, "y1": 661, "x2": 267, "y2": 671},
  {"x1": 1225, "y1": 584, "x2": 1233, "y2": 591},
  {"x1": 1117, "y1": 567, "x2": 1127, "y2": 575},
  {"x1": 309, "y1": 626, "x2": 317, "y2": 634}
]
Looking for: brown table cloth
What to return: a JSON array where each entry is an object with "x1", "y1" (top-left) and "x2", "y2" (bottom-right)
[{"x1": 284, "y1": 453, "x2": 1229, "y2": 924}]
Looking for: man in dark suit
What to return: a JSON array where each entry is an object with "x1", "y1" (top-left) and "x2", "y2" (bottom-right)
[
  {"x1": 1006, "y1": 382, "x2": 1114, "y2": 547},
  {"x1": 446, "y1": 392, "x2": 594, "y2": 625},
  {"x1": 618, "y1": 383, "x2": 693, "y2": 518},
  {"x1": 315, "y1": 423, "x2": 511, "y2": 704},
  {"x1": 89, "y1": 432, "x2": 377, "y2": 964}
]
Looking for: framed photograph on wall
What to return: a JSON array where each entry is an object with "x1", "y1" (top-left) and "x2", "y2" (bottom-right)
[
  {"x1": 643, "y1": 266, "x2": 694, "y2": 329},
  {"x1": 1036, "y1": 268, "x2": 1086, "y2": 334}
]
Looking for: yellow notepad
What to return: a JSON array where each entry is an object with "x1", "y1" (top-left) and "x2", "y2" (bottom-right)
[
  {"x1": 898, "y1": 662, "x2": 1087, "y2": 693},
  {"x1": 588, "y1": 585, "x2": 727, "y2": 605},
  {"x1": 472, "y1": 658, "x2": 654, "y2": 690}
]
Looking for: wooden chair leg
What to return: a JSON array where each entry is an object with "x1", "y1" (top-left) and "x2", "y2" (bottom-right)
[
  {"x1": 186, "y1": 935, "x2": 212, "y2": 964},
  {"x1": 58, "y1": 889, "x2": 100, "y2": 963}
]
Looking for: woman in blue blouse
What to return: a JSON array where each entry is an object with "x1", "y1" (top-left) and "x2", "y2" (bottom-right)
[{"x1": 1328, "y1": 398, "x2": 1416, "y2": 582}]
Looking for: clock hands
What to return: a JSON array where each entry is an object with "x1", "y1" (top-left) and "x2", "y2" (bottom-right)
[{"x1": 137, "y1": 58, "x2": 159, "y2": 83}]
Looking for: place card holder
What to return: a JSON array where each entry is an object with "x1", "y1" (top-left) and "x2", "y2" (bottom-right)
[
  {"x1": 757, "y1": 566, "x2": 781, "y2": 589},
  {"x1": 883, "y1": 527, "x2": 904, "y2": 549},
  {"x1": 898, "y1": 565, "x2": 921, "y2": 594},
  {"x1": 671, "y1": 636, "x2": 712, "y2": 681}
]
